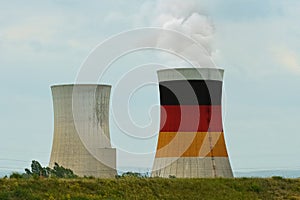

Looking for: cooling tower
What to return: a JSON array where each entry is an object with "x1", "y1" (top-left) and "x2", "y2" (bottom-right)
[
  {"x1": 152, "y1": 68, "x2": 233, "y2": 178},
  {"x1": 49, "y1": 84, "x2": 117, "y2": 178}
]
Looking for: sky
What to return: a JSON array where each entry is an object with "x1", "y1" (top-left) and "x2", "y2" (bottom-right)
[{"x1": 0, "y1": 0, "x2": 300, "y2": 175}]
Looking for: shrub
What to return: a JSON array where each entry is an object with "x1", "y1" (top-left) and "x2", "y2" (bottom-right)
[
  {"x1": 10, "y1": 160, "x2": 78, "y2": 179},
  {"x1": 9, "y1": 172, "x2": 23, "y2": 179},
  {"x1": 272, "y1": 176, "x2": 284, "y2": 180},
  {"x1": 121, "y1": 172, "x2": 145, "y2": 178}
]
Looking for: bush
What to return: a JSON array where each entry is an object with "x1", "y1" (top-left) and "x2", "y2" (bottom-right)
[
  {"x1": 51, "y1": 162, "x2": 77, "y2": 178},
  {"x1": 10, "y1": 160, "x2": 77, "y2": 179},
  {"x1": 121, "y1": 172, "x2": 145, "y2": 178},
  {"x1": 272, "y1": 176, "x2": 284, "y2": 180},
  {"x1": 9, "y1": 172, "x2": 23, "y2": 179}
]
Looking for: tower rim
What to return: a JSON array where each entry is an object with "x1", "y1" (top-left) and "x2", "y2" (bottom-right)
[
  {"x1": 157, "y1": 67, "x2": 224, "y2": 73},
  {"x1": 51, "y1": 84, "x2": 112, "y2": 88},
  {"x1": 157, "y1": 68, "x2": 224, "y2": 82}
]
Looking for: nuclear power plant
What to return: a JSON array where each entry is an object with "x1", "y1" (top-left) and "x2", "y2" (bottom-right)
[
  {"x1": 49, "y1": 84, "x2": 117, "y2": 178},
  {"x1": 49, "y1": 68, "x2": 233, "y2": 178},
  {"x1": 152, "y1": 68, "x2": 233, "y2": 178}
]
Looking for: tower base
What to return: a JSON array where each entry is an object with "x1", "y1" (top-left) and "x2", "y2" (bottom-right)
[{"x1": 151, "y1": 157, "x2": 233, "y2": 178}]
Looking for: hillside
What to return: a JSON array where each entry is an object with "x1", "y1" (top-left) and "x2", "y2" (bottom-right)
[{"x1": 0, "y1": 177, "x2": 300, "y2": 200}]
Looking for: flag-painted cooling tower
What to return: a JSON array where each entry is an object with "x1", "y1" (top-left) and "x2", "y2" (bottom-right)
[
  {"x1": 49, "y1": 84, "x2": 117, "y2": 178},
  {"x1": 152, "y1": 68, "x2": 233, "y2": 178}
]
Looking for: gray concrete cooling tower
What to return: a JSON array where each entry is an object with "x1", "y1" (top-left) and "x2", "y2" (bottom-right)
[{"x1": 49, "y1": 84, "x2": 117, "y2": 178}]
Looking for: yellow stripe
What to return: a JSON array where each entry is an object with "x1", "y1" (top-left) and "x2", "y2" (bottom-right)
[{"x1": 155, "y1": 132, "x2": 229, "y2": 158}]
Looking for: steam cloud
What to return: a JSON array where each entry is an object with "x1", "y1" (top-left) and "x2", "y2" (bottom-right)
[{"x1": 149, "y1": 0, "x2": 215, "y2": 67}]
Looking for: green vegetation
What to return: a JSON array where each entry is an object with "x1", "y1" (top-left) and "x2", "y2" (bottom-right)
[
  {"x1": 0, "y1": 177, "x2": 299, "y2": 199},
  {"x1": 2, "y1": 162, "x2": 300, "y2": 199},
  {"x1": 116, "y1": 171, "x2": 149, "y2": 178},
  {"x1": 9, "y1": 160, "x2": 77, "y2": 179}
]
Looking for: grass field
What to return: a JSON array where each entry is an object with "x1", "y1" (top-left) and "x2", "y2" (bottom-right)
[{"x1": 0, "y1": 177, "x2": 300, "y2": 200}]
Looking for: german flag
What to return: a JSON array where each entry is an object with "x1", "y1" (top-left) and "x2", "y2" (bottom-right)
[{"x1": 152, "y1": 68, "x2": 233, "y2": 178}]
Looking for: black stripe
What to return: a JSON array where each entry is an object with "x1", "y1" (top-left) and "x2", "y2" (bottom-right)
[{"x1": 159, "y1": 80, "x2": 222, "y2": 105}]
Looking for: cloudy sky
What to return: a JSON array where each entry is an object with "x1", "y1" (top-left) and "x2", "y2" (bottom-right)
[{"x1": 0, "y1": 0, "x2": 300, "y2": 174}]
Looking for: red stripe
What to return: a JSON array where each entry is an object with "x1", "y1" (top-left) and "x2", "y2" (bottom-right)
[{"x1": 160, "y1": 105, "x2": 223, "y2": 132}]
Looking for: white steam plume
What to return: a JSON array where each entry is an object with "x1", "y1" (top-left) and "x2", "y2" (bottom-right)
[{"x1": 149, "y1": 0, "x2": 215, "y2": 67}]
